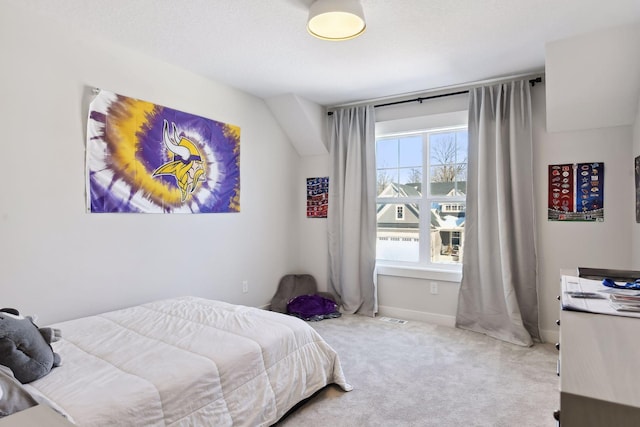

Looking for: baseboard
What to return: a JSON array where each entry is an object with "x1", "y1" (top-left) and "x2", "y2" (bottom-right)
[
  {"x1": 540, "y1": 328, "x2": 559, "y2": 344},
  {"x1": 377, "y1": 305, "x2": 559, "y2": 344},
  {"x1": 377, "y1": 305, "x2": 457, "y2": 327}
]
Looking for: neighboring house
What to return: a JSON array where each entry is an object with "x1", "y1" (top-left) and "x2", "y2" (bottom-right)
[
  {"x1": 377, "y1": 183, "x2": 421, "y2": 231},
  {"x1": 376, "y1": 182, "x2": 466, "y2": 262}
]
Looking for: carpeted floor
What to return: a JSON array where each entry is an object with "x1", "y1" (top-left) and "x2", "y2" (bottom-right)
[{"x1": 276, "y1": 314, "x2": 558, "y2": 427}]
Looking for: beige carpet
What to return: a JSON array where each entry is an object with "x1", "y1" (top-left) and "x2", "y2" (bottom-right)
[{"x1": 276, "y1": 314, "x2": 558, "y2": 427}]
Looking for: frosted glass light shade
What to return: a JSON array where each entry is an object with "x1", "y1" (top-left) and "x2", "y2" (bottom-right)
[{"x1": 307, "y1": 0, "x2": 366, "y2": 41}]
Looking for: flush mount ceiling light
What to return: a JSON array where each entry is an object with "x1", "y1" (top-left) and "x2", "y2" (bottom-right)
[{"x1": 307, "y1": 0, "x2": 366, "y2": 41}]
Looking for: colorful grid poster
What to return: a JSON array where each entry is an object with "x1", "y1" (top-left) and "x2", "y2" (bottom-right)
[
  {"x1": 548, "y1": 162, "x2": 604, "y2": 222},
  {"x1": 307, "y1": 177, "x2": 328, "y2": 218},
  {"x1": 86, "y1": 90, "x2": 240, "y2": 213}
]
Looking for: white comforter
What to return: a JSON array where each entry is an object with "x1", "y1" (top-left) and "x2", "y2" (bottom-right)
[{"x1": 26, "y1": 297, "x2": 351, "y2": 426}]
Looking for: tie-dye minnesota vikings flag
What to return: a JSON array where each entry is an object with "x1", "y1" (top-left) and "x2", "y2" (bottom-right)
[{"x1": 86, "y1": 90, "x2": 240, "y2": 213}]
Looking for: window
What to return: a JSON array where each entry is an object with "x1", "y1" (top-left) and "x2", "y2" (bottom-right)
[{"x1": 375, "y1": 126, "x2": 467, "y2": 268}]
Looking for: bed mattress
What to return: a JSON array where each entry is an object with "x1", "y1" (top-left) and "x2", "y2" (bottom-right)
[{"x1": 25, "y1": 297, "x2": 351, "y2": 426}]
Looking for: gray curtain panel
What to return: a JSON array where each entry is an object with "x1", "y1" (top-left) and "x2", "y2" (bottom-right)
[
  {"x1": 456, "y1": 80, "x2": 540, "y2": 346},
  {"x1": 328, "y1": 105, "x2": 377, "y2": 316}
]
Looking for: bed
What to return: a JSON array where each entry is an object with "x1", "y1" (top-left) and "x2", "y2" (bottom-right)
[{"x1": 23, "y1": 296, "x2": 352, "y2": 426}]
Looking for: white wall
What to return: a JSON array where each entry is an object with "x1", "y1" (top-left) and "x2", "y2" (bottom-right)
[
  {"x1": 545, "y1": 22, "x2": 640, "y2": 133},
  {"x1": 534, "y1": 88, "x2": 634, "y2": 342},
  {"x1": 0, "y1": 3, "x2": 300, "y2": 324}
]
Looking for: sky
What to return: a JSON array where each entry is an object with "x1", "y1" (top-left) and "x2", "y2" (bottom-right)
[{"x1": 376, "y1": 128, "x2": 468, "y2": 191}]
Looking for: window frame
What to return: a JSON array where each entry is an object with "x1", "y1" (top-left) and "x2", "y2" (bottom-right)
[{"x1": 375, "y1": 125, "x2": 467, "y2": 274}]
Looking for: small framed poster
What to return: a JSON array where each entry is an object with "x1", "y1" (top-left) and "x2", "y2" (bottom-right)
[
  {"x1": 548, "y1": 162, "x2": 604, "y2": 222},
  {"x1": 307, "y1": 177, "x2": 328, "y2": 218}
]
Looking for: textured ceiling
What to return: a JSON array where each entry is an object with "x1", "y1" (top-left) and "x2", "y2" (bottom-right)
[{"x1": 17, "y1": 0, "x2": 640, "y2": 106}]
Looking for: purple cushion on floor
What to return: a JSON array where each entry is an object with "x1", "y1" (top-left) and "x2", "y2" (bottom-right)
[{"x1": 286, "y1": 294, "x2": 340, "y2": 321}]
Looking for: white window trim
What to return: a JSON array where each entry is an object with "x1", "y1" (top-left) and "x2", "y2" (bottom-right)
[
  {"x1": 376, "y1": 127, "x2": 466, "y2": 269},
  {"x1": 375, "y1": 111, "x2": 468, "y2": 279},
  {"x1": 376, "y1": 263, "x2": 462, "y2": 282}
]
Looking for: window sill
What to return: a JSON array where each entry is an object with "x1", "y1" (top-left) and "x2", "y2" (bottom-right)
[{"x1": 376, "y1": 264, "x2": 462, "y2": 283}]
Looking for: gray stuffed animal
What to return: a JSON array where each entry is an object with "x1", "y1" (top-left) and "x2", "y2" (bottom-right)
[{"x1": 0, "y1": 308, "x2": 61, "y2": 384}]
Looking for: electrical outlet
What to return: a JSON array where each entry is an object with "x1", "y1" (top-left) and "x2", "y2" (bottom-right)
[
  {"x1": 242, "y1": 280, "x2": 248, "y2": 293},
  {"x1": 430, "y1": 282, "x2": 438, "y2": 295}
]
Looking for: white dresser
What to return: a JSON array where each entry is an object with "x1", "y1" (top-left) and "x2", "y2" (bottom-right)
[{"x1": 558, "y1": 274, "x2": 640, "y2": 426}]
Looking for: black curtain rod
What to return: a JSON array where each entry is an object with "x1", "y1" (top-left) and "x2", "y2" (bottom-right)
[
  {"x1": 327, "y1": 77, "x2": 542, "y2": 116},
  {"x1": 374, "y1": 89, "x2": 469, "y2": 109}
]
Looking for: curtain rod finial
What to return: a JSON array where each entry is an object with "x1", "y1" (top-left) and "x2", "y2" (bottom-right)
[{"x1": 529, "y1": 77, "x2": 542, "y2": 87}]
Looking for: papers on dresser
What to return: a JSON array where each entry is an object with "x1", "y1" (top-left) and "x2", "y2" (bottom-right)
[
  {"x1": 561, "y1": 275, "x2": 640, "y2": 318},
  {"x1": 609, "y1": 294, "x2": 640, "y2": 312}
]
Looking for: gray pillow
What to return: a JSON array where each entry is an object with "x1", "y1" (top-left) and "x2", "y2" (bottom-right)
[
  {"x1": 0, "y1": 364, "x2": 38, "y2": 417},
  {"x1": 271, "y1": 274, "x2": 319, "y2": 313}
]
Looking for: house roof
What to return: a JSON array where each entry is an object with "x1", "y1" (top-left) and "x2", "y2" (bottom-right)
[
  {"x1": 377, "y1": 182, "x2": 465, "y2": 229},
  {"x1": 379, "y1": 182, "x2": 466, "y2": 198},
  {"x1": 430, "y1": 182, "x2": 466, "y2": 197}
]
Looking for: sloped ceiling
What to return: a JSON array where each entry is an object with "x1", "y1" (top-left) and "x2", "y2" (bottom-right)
[{"x1": 265, "y1": 94, "x2": 328, "y2": 156}]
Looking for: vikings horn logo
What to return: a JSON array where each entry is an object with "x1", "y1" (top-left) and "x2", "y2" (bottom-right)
[{"x1": 153, "y1": 120, "x2": 206, "y2": 202}]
